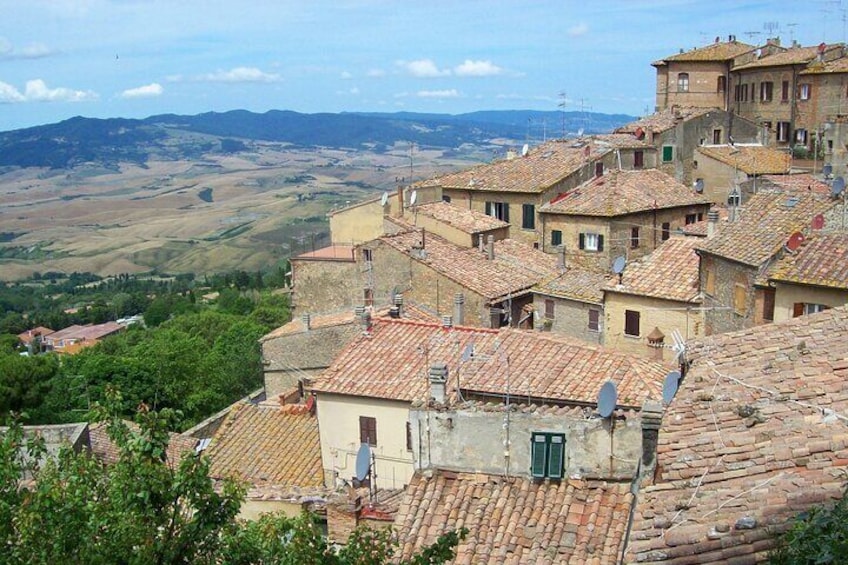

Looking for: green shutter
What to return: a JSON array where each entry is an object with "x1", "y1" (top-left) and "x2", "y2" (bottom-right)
[
  {"x1": 503, "y1": 203, "x2": 510, "y2": 223},
  {"x1": 662, "y1": 146, "x2": 673, "y2": 162},
  {"x1": 548, "y1": 436, "x2": 564, "y2": 478},
  {"x1": 531, "y1": 434, "x2": 547, "y2": 478}
]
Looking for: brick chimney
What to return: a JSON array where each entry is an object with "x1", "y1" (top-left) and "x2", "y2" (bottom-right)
[
  {"x1": 453, "y1": 293, "x2": 465, "y2": 325},
  {"x1": 556, "y1": 245, "x2": 566, "y2": 271},
  {"x1": 486, "y1": 235, "x2": 495, "y2": 260},
  {"x1": 429, "y1": 363, "x2": 448, "y2": 404},
  {"x1": 640, "y1": 401, "x2": 664, "y2": 474},
  {"x1": 707, "y1": 210, "x2": 719, "y2": 238}
]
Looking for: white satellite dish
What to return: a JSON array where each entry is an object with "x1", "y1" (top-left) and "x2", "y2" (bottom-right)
[
  {"x1": 612, "y1": 256, "x2": 626, "y2": 275},
  {"x1": 460, "y1": 343, "x2": 474, "y2": 362},
  {"x1": 833, "y1": 176, "x2": 845, "y2": 197},
  {"x1": 597, "y1": 380, "x2": 617, "y2": 418},
  {"x1": 410, "y1": 190, "x2": 418, "y2": 205},
  {"x1": 355, "y1": 442, "x2": 371, "y2": 481},
  {"x1": 662, "y1": 370, "x2": 681, "y2": 405},
  {"x1": 380, "y1": 191, "x2": 389, "y2": 206},
  {"x1": 521, "y1": 143, "x2": 530, "y2": 157}
]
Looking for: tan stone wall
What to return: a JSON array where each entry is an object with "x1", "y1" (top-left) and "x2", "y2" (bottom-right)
[
  {"x1": 532, "y1": 294, "x2": 603, "y2": 345},
  {"x1": 700, "y1": 255, "x2": 757, "y2": 335},
  {"x1": 655, "y1": 65, "x2": 669, "y2": 111},
  {"x1": 773, "y1": 282, "x2": 848, "y2": 322},
  {"x1": 603, "y1": 292, "x2": 705, "y2": 362},
  {"x1": 730, "y1": 67, "x2": 796, "y2": 140},
  {"x1": 291, "y1": 258, "x2": 361, "y2": 315},
  {"x1": 693, "y1": 149, "x2": 748, "y2": 203},
  {"x1": 239, "y1": 499, "x2": 302, "y2": 521},
  {"x1": 662, "y1": 61, "x2": 730, "y2": 110}
]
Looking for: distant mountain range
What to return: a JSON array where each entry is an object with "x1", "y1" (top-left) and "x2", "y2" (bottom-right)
[{"x1": 0, "y1": 109, "x2": 637, "y2": 169}]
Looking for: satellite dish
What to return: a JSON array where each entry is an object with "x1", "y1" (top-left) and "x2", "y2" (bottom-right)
[
  {"x1": 521, "y1": 143, "x2": 529, "y2": 157},
  {"x1": 823, "y1": 164, "x2": 833, "y2": 177},
  {"x1": 380, "y1": 191, "x2": 389, "y2": 206},
  {"x1": 694, "y1": 179, "x2": 705, "y2": 193},
  {"x1": 833, "y1": 176, "x2": 845, "y2": 197},
  {"x1": 597, "y1": 380, "x2": 617, "y2": 418},
  {"x1": 460, "y1": 343, "x2": 474, "y2": 362},
  {"x1": 612, "y1": 256, "x2": 626, "y2": 275},
  {"x1": 410, "y1": 190, "x2": 418, "y2": 205},
  {"x1": 812, "y1": 213, "x2": 826, "y2": 230},
  {"x1": 355, "y1": 443, "x2": 371, "y2": 481},
  {"x1": 786, "y1": 231, "x2": 805, "y2": 251},
  {"x1": 662, "y1": 370, "x2": 681, "y2": 405}
]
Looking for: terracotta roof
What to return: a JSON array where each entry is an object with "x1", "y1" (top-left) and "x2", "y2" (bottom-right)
[
  {"x1": 627, "y1": 306, "x2": 848, "y2": 564},
  {"x1": 206, "y1": 402, "x2": 324, "y2": 488},
  {"x1": 88, "y1": 421, "x2": 197, "y2": 469},
  {"x1": 757, "y1": 173, "x2": 831, "y2": 195},
  {"x1": 732, "y1": 45, "x2": 823, "y2": 70},
  {"x1": 419, "y1": 139, "x2": 611, "y2": 194},
  {"x1": 591, "y1": 133, "x2": 653, "y2": 149},
  {"x1": 696, "y1": 191, "x2": 834, "y2": 266},
  {"x1": 46, "y1": 322, "x2": 124, "y2": 343},
  {"x1": 766, "y1": 232, "x2": 848, "y2": 289},
  {"x1": 378, "y1": 231, "x2": 557, "y2": 302},
  {"x1": 696, "y1": 144, "x2": 790, "y2": 175},
  {"x1": 17, "y1": 326, "x2": 54, "y2": 344},
  {"x1": 413, "y1": 201, "x2": 509, "y2": 233},
  {"x1": 616, "y1": 107, "x2": 715, "y2": 135},
  {"x1": 540, "y1": 169, "x2": 710, "y2": 217},
  {"x1": 395, "y1": 471, "x2": 633, "y2": 565},
  {"x1": 604, "y1": 236, "x2": 702, "y2": 303},
  {"x1": 653, "y1": 40, "x2": 755, "y2": 64},
  {"x1": 293, "y1": 245, "x2": 355, "y2": 261},
  {"x1": 534, "y1": 262, "x2": 611, "y2": 304},
  {"x1": 681, "y1": 205, "x2": 728, "y2": 237},
  {"x1": 309, "y1": 319, "x2": 666, "y2": 408},
  {"x1": 801, "y1": 55, "x2": 848, "y2": 74}
]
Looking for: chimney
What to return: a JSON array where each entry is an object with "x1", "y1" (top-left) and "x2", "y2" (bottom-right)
[
  {"x1": 396, "y1": 185, "x2": 404, "y2": 217},
  {"x1": 302, "y1": 313, "x2": 311, "y2": 331},
  {"x1": 489, "y1": 306, "x2": 502, "y2": 329},
  {"x1": 393, "y1": 293, "x2": 404, "y2": 317},
  {"x1": 478, "y1": 236, "x2": 485, "y2": 253},
  {"x1": 556, "y1": 245, "x2": 566, "y2": 271},
  {"x1": 441, "y1": 315, "x2": 453, "y2": 328},
  {"x1": 389, "y1": 306, "x2": 400, "y2": 319},
  {"x1": 506, "y1": 149, "x2": 517, "y2": 160},
  {"x1": 355, "y1": 306, "x2": 371, "y2": 332},
  {"x1": 640, "y1": 400, "x2": 664, "y2": 474},
  {"x1": 486, "y1": 235, "x2": 495, "y2": 260},
  {"x1": 707, "y1": 210, "x2": 719, "y2": 238},
  {"x1": 453, "y1": 293, "x2": 465, "y2": 326},
  {"x1": 429, "y1": 363, "x2": 448, "y2": 404},
  {"x1": 727, "y1": 188, "x2": 741, "y2": 222}
]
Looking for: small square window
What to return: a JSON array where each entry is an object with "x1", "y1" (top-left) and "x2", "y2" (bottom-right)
[
  {"x1": 544, "y1": 299, "x2": 555, "y2": 320},
  {"x1": 579, "y1": 232, "x2": 603, "y2": 252},
  {"x1": 551, "y1": 230, "x2": 562, "y2": 247},
  {"x1": 530, "y1": 432, "x2": 565, "y2": 479}
]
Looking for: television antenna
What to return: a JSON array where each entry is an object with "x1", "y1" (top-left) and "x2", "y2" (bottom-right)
[
  {"x1": 662, "y1": 370, "x2": 682, "y2": 405},
  {"x1": 597, "y1": 380, "x2": 617, "y2": 418},
  {"x1": 763, "y1": 21, "x2": 779, "y2": 37},
  {"x1": 558, "y1": 90, "x2": 568, "y2": 138}
]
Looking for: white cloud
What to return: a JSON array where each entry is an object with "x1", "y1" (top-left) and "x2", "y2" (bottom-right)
[
  {"x1": 0, "y1": 81, "x2": 25, "y2": 103},
  {"x1": 337, "y1": 86, "x2": 360, "y2": 95},
  {"x1": 454, "y1": 60, "x2": 503, "y2": 77},
  {"x1": 367, "y1": 68, "x2": 385, "y2": 78},
  {"x1": 417, "y1": 89, "x2": 460, "y2": 98},
  {"x1": 18, "y1": 43, "x2": 53, "y2": 59},
  {"x1": 568, "y1": 22, "x2": 589, "y2": 37},
  {"x1": 0, "y1": 38, "x2": 12, "y2": 56},
  {"x1": 340, "y1": 71, "x2": 353, "y2": 79},
  {"x1": 400, "y1": 59, "x2": 450, "y2": 78},
  {"x1": 197, "y1": 67, "x2": 281, "y2": 83},
  {"x1": 120, "y1": 83, "x2": 163, "y2": 99},
  {"x1": 24, "y1": 79, "x2": 98, "y2": 102}
]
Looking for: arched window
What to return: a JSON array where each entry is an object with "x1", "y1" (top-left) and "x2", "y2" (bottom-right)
[
  {"x1": 717, "y1": 75, "x2": 726, "y2": 93},
  {"x1": 678, "y1": 73, "x2": 690, "y2": 92}
]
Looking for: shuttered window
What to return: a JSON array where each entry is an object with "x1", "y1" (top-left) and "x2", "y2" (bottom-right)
[
  {"x1": 359, "y1": 416, "x2": 377, "y2": 446},
  {"x1": 662, "y1": 146, "x2": 673, "y2": 162},
  {"x1": 522, "y1": 204, "x2": 535, "y2": 229},
  {"x1": 579, "y1": 233, "x2": 603, "y2": 252},
  {"x1": 624, "y1": 310, "x2": 640, "y2": 337},
  {"x1": 588, "y1": 308, "x2": 600, "y2": 332},
  {"x1": 551, "y1": 230, "x2": 562, "y2": 246},
  {"x1": 530, "y1": 432, "x2": 565, "y2": 479}
]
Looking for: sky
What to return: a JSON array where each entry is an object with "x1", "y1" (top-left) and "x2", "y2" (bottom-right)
[{"x1": 0, "y1": 0, "x2": 842, "y2": 131}]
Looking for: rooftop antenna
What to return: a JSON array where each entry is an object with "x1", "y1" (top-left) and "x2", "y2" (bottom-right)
[
  {"x1": 744, "y1": 31, "x2": 763, "y2": 42},
  {"x1": 408, "y1": 141, "x2": 415, "y2": 180},
  {"x1": 662, "y1": 370, "x2": 682, "y2": 406},
  {"x1": 558, "y1": 90, "x2": 568, "y2": 138},
  {"x1": 786, "y1": 22, "x2": 798, "y2": 43},
  {"x1": 763, "y1": 21, "x2": 780, "y2": 38},
  {"x1": 612, "y1": 255, "x2": 626, "y2": 285}
]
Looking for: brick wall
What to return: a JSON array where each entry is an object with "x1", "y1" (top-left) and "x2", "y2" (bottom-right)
[{"x1": 662, "y1": 61, "x2": 730, "y2": 110}]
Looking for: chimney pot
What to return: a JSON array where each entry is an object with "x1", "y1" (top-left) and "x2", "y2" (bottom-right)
[
  {"x1": 707, "y1": 210, "x2": 719, "y2": 238},
  {"x1": 556, "y1": 245, "x2": 566, "y2": 271},
  {"x1": 486, "y1": 235, "x2": 495, "y2": 260},
  {"x1": 640, "y1": 400, "x2": 664, "y2": 473},
  {"x1": 453, "y1": 293, "x2": 465, "y2": 325},
  {"x1": 429, "y1": 363, "x2": 448, "y2": 404},
  {"x1": 441, "y1": 315, "x2": 453, "y2": 328}
]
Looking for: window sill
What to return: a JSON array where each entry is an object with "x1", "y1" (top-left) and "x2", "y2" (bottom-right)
[{"x1": 624, "y1": 334, "x2": 641, "y2": 339}]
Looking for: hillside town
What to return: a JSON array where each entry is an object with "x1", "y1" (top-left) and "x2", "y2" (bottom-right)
[{"x1": 12, "y1": 35, "x2": 848, "y2": 563}]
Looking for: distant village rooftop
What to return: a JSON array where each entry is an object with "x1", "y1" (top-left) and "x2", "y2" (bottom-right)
[
  {"x1": 412, "y1": 200, "x2": 509, "y2": 233},
  {"x1": 696, "y1": 144, "x2": 791, "y2": 175},
  {"x1": 604, "y1": 236, "x2": 702, "y2": 303},
  {"x1": 615, "y1": 106, "x2": 715, "y2": 135},
  {"x1": 652, "y1": 38, "x2": 755, "y2": 65},
  {"x1": 766, "y1": 232, "x2": 848, "y2": 289}
]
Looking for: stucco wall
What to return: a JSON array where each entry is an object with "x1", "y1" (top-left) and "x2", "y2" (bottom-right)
[
  {"x1": 409, "y1": 408, "x2": 643, "y2": 481},
  {"x1": 773, "y1": 282, "x2": 848, "y2": 322},
  {"x1": 532, "y1": 293, "x2": 603, "y2": 345},
  {"x1": 693, "y1": 149, "x2": 748, "y2": 204},
  {"x1": 315, "y1": 393, "x2": 414, "y2": 490}
]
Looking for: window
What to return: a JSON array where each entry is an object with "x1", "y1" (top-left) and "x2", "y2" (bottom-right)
[
  {"x1": 579, "y1": 232, "x2": 603, "y2": 252},
  {"x1": 544, "y1": 299, "x2": 555, "y2": 320},
  {"x1": 799, "y1": 83, "x2": 811, "y2": 100},
  {"x1": 485, "y1": 201, "x2": 510, "y2": 222},
  {"x1": 530, "y1": 432, "x2": 565, "y2": 479},
  {"x1": 630, "y1": 226, "x2": 640, "y2": 248},
  {"x1": 442, "y1": 195, "x2": 452, "y2": 203},
  {"x1": 713, "y1": 129, "x2": 722, "y2": 144},
  {"x1": 595, "y1": 162, "x2": 604, "y2": 177},
  {"x1": 795, "y1": 129, "x2": 808, "y2": 145},
  {"x1": 760, "y1": 81, "x2": 773, "y2": 102},
  {"x1": 551, "y1": 229, "x2": 562, "y2": 247},
  {"x1": 634, "y1": 150, "x2": 644, "y2": 169},
  {"x1": 677, "y1": 73, "x2": 689, "y2": 92},
  {"x1": 717, "y1": 75, "x2": 726, "y2": 93},
  {"x1": 685, "y1": 213, "x2": 698, "y2": 225},
  {"x1": 406, "y1": 421, "x2": 413, "y2": 451},
  {"x1": 661, "y1": 222, "x2": 671, "y2": 241},
  {"x1": 362, "y1": 248, "x2": 373, "y2": 263},
  {"x1": 801, "y1": 303, "x2": 829, "y2": 316},
  {"x1": 781, "y1": 80, "x2": 789, "y2": 102},
  {"x1": 734, "y1": 84, "x2": 741, "y2": 102},
  {"x1": 662, "y1": 145, "x2": 673, "y2": 162},
  {"x1": 588, "y1": 308, "x2": 600, "y2": 332},
  {"x1": 624, "y1": 310, "x2": 641, "y2": 337},
  {"x1": 733, "y1": 278, "x2": 748, "y2": 315},
  {"x1": 763, "y1": 288, "x2": 775, "y2": 322},
  {"x1": 704, "y1": 256, "x2": 716, "y2": 295},
  {"x1": 522, "y1": 203, "x2": 535, "y2": 230},
  {"x1": 777, "y1": 121, "x2": 791, "y2": 142},
  {"x1": 359, "y1": 416, "x2": 377, "y2": 446}
]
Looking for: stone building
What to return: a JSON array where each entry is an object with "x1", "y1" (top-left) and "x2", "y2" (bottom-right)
[
  {"x1": 693, "y1": 144, "x2": 791, "y2": 203},
  {"x1": 383, "y1": 200, "x2": 509, "y2": 248},
  {"x1": 538, "y1": 168, "x2": 711, "y2": 270},
  {"x1": 289, "y1": 244, "x2": 358, "y2": 315}
]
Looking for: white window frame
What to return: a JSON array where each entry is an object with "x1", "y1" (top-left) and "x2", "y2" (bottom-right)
[{"x1": 584, "y1": 232, "x2": 599, "y2": 251}]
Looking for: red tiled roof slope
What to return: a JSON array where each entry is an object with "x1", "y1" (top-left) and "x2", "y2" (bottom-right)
[
  {"x1": 627, "y1": 306, "x2": 848, "y2": 564},
  {"x1": 616, "y1": 107, "x2": 715, "y2": 135},
  {"x1": 696, "y1": 144, "x2": 790, "y2": 175},
  {"x1": 654, "y1": 40, "x2": 755, "y2": 64},
  {"x1": 414, "y1": 201, "x2": 509, "y2": 233},
  {"x1": 604, "y1": 236, "x2": 702, "y2": 302},
  {"x1": 395, "y1": 471, "x2": 633, "y2": 565},
  {"x1": 767, "y1": 232, "x2": 848, "y2": 289}
]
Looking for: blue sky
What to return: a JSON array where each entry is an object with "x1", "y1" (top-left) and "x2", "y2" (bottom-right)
[{"x1": 0, "y1": 0, "x2": 839, "y2": 131}]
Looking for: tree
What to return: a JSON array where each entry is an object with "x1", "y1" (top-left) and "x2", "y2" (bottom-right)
[
  {"x1": 769, "y1": 486, "x2": 848, "y2": 564},
  {"x1": 0, "y1": 397, "x2": 465, "y2": 564},
  {"x1": 0, "y1": 353, "x2": 59, "y2": 424}
]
